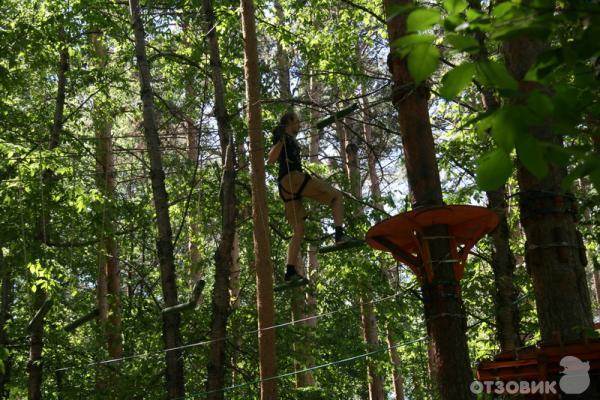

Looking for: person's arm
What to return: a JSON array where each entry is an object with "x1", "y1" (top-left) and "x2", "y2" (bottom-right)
[{"x1": 267, "y1": 140, "x2": 283, "y2": 164}]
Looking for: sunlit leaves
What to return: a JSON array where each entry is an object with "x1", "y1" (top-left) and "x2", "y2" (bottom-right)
[
  {"x1": 407, "y1": 44, "x2": 440, "y2": 84},
  {"x1": 439, "y1": 62, "x2": 475, "y2": 99},
  {"x1": 407, "y1": 8, "x2": 440, "y2": 32},
  {"x1": 443, "y1": 0, "x2": 468, "y2": 15}
]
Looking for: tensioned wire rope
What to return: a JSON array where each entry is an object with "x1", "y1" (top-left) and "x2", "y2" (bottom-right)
[
  {"x1": 175, "y1": 335, "x2": 429, "y2": 399},
  {"x1": 54, "y1": 290, "x2": 406, "y2": 372}
]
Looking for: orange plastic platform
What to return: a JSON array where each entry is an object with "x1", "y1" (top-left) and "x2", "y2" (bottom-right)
[
  {"x1": 366, "y1": 205, "x2": 499, "y2": 283},
  {"x1": 477, "y1": 339, "x2": 600, "y2": 393}
]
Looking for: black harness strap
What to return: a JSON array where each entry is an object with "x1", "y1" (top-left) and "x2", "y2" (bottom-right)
[{"x1": 278, "y1": 173, "x2": 311, "y2": 202}]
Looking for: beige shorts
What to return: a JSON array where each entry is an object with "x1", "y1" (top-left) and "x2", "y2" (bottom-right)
[{"x1": 279, "y1": 171, "x2": 339, "y2": 225}]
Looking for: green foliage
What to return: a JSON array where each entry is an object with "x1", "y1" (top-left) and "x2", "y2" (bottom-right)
[
  {"x1": 439, "y1": 62, "x2": 475, "y2": 99},
  {"x1": 0, "y1": 0, "x2": 597, "y2": 398},
  {"x1": 407, "y1": 8, "x2": 441, "y2": 32},
  {"x1": 476, "y1": 149, "x2": 513, "y2": 191}
]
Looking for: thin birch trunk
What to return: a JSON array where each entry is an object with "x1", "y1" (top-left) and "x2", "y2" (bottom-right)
[
  {"x1": 128, "y1": 1, "x2": 185, "y2": 396},
  {"x1": 240, "y1": 0, "x2": 278, "y2": 397}
]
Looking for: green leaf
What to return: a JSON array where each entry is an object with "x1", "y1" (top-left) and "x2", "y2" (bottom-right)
[
  {"x1": 515, "y1": 133, "x2": 548, "y2": 178},
  {"x1": 392, "y1": 34, "x2": 435, "y2": 48},
  {"x1": 386, "y1": 4, "x2": 416, "y2": 20},
  {"x1": 444, "y1": 0, "x2": 468, "y2": 15},
  {"x1": 407, "y1": 8, "x2": 441, "y2": 32},
  {"x1": 476, "y1": 149, "x2": 513, "y2": 191},
  {"x1": 439, "y1": 62, "x2": 475, "y2": 99},
  {"x1": 407, "y1": 44, "x2": 440, "y2": 84},
  {"x1": 446, "y1": 34, "x2": 479, "y2": 52},
  {"x1": 527, "y1": 90, "x2": 554, "y2": 117},
  {"x1": 443, "y1": 15, "x2": 464, "y2": 31},
  {"x1": 490, "y1": 106, "x2": 529, "y2": 153},
  {"x1": 476, "y1": 61, "x2": 519, "y2": 91},
  {"x1": 492, "y1": 1, "x2": 515, "y2": 19}
]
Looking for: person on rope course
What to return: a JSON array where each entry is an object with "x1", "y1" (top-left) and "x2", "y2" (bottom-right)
[{"x1": 267, "y1": 111, "x2": 352, "y2": 286}]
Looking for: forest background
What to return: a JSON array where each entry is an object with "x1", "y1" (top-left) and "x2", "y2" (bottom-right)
[{"x1": 0, "y1": 0, "x2": 598, "y2": 399}]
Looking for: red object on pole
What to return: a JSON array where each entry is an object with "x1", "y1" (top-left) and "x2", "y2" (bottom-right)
[{"x1": 366, "y1": 205, "x2": 499, "y2": 283}]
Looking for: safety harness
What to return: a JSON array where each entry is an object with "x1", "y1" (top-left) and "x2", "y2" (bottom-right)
[{"x1": 278, "y1": 173, "x2": 311, "y2": 202}]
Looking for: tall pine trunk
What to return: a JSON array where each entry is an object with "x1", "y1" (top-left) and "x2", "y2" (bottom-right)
[
  {"x1": 361, "y1": 90, "x2": 405, "y2": 400},
  {"x1": 200, "y1": 0, "x2": 238, "y2": 396},
  {"x1": 91, "y1": 32, "x2": 124, "y2": 364},
  {"x1": 28, "y1": 26, "x2": 69, "y2": 400},
  {"x1": 502, "y1": 34, "x2": 594, "y2": 349},
  {"x1": 345, "y1": 125, "x2": 386, "y2": 400},
  {"x1": 464, "y1": 0, "x2": 522, "y2": 352},
  {"x1": 384, "y1": 1, "x2": 475, "y2": 398},
  {"x1": 128, "y1": 1, "x2": 185, "y2": 397},
  {"x1": 240, "y1": 0, "x2": 278, "y2": 397}
]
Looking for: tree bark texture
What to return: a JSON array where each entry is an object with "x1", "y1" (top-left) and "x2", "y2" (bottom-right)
[
  {"x1": 361, "y1": 90, "x2": 406, "y2": 400},
  {"x1": 91, "y1": 33, "x2": 124, "y2": 363},
  {"x1": 386, "y1": 329, "x2": 405, "y2": 400},
  {"x1": 274, "y1": 0, "x2": 292, "y2": 103},
  {"x1": 463, "y1": 4, "x2": 523, "y2": 352},
  {"x1": 240, "y1": 0, "x2": 278, "y2": 397},
  {"x1": 185, "y1": 96, "x2": 202, "y2": 284},
  {"x1": 346, "y1": 123, "x2": 386, "y2": 400},
  {"x1": 202, "y1": 0, "x2": 239, "y2": 396},
  {"x1": 503, "y1": 35, "x2": 594, "y2": 344},
  {"x1": 384, "y1": 1, "x2": 475, "y2": 399},
  {"x1": 28, "y1": 28, "x2": 69, "y2": 400},
  {"x1": 128, "y1": 1, "x2": 185, "y2": 397},
  {"x1": 486, "y1": 189, "x2": 522, "y2": 352}
]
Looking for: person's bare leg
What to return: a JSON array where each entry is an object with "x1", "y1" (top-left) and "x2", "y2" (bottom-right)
[
  {"x1": 287, "y1": 216, "x2": 305, "y2": 268},
  {"x1": 331, "y1": 190, "x2": 344, "y2": 227}
]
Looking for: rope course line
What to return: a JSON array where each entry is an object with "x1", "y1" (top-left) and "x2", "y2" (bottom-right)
[
  {"x1": 176, "y1": 336, "x2": 429, "y2": 399},
  {"x1": 54, "y1": 291, "x2": 403, "y2": 372}
]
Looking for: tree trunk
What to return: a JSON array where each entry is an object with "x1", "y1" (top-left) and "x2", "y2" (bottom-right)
[
  {"x1": 361, "y1": 86, "x2": 406, "y2": 400},
  {"x1": 274, "y1": 0, "x2": 292, "y2": 103},
  {"x1": 464, "y1": 0, "x2": 522, "y2": 353},
  {"x1": 28, "y1": 27, "x2": 69, "y2": 400},
  {"x1": 387, "y1": 329, "x2": 405, "y2": 400},
  {"x1": 240, "y1": 0, "x2": 278, "y2": 397},
  {"x1": 185, "y1": 93, "x2": 202, "y2": 284},
  {"x1": 346, "y1": 125, "x2": 386, "y2": 400},
  {"x1": 229, "y1": 230, "x2": 242, "y2": 310},
  {"x1": 503, "y1": 35, "x2": 594, "y2": 345},
  {"x1": 91, "y1": 32, "x2": 124, "y2": 363},
  {"x1": 201, "y1": 0, "x2": 239, "y2": 396},
  {"x1": 128, "y1": 1, "x2": 185, "y2": 397},
  {"x1": 486, "y1": 189, "x2": 522, "y2": 352},
  {"x1": 384, "y1": 1, "x2": 475, "y2": 399},
  {"x1": 0, "y1": 247, "x2": 14, "y2": 398}
]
